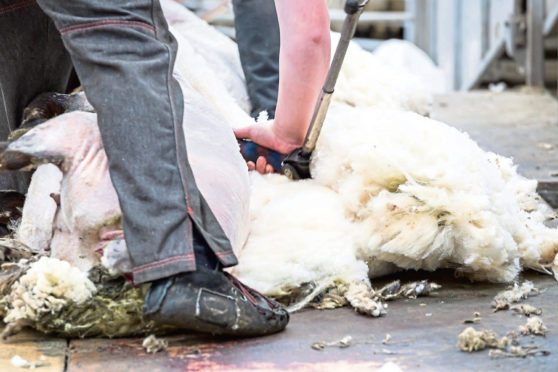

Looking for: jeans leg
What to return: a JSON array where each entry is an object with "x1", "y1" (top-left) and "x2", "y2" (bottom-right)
[
  {"x1": 232, "y1": 0, "x2": 280, "y2": 119},
  {"x1": 0, "y1": 0, "x2": 73, "y2": 192},
  {"x1": 36, "y1": 0, "x2": 237, "y2": 283}
]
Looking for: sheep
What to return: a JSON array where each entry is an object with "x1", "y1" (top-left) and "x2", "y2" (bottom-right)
[{"x1": 1, "y1": 1, "x2": 556, "y2": 336}]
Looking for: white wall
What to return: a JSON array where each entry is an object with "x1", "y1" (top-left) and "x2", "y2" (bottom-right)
[{"x1": 434, "y1": 0, "x2": 515, "y2": 90}]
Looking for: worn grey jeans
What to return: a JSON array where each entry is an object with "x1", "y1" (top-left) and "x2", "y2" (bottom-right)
[
  {"x1": 232, "y1": 0, "x2": 280, "y2": 119},
  {"x1": 0, "y1": 0, "x2": 236, "y2": 283}
]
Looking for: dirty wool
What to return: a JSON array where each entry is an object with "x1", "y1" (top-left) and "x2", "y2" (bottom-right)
[
  {"x1": 457, "y1": 283, "x2": 549, "y2": 359},
  {"x1": 1, "y1": 0, "x2": 558, "y2": 337},
  {"x1": 491, "y1": 281, "x2": 542, "y2": 310},
  {"x1": 0, "y1": 253, "x2": 172, "y2": 338},
  {"x1": 457, "y1": 326, "x2": 550, "y2": 359}
]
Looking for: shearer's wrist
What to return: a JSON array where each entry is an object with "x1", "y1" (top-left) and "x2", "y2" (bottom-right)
[{"x1": 270, "y1": 124, "x2": 305, "y2": 153}]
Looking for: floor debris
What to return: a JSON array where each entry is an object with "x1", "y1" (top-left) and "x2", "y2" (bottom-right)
[
  {"x1": 462, "y1": 316, "x2": 482, "y2": 324},
  {"x1": 377, "y1": 280, "x2": 441, "y2": 301},
  {"x1": 538, "y1": 143, "x2": 553, "y2": 150},
  {"x1": 457, "y1": 327, "x2": 508, "y2": 352},
  {"x1": 380, "y1": 348, "x2": 397, "y2": 355},
  {"x1": 142, "y1": 334, "x2": 168, "y2": 354},
  {"x1": 510, "y1": 304, "x2": 542, "y2": 316},
  {"x1": 491, "y1": 281, "x2": 541, "y2": 311},
  {"x1": 309, "y1": 284, "x2": 348, "y2": 310},
  {"x1": 458, "y1": 314, "x2": 549, "y2": 359},
  {"x1": 311, "y1": 335, "x2": 353, "y2": 350},
  {"x1": 489, "y1": 345, "x2": 550, "y2": 359},
  {"x1": 10, "y1": 355, "x2": 49, "y2": 368},
  {"x1": 382, "y1": 333, "x2": 392, "y2": 345},
  {"x1": 345, "y1": 281, "x2": 387, "y2": 317},
  {"x1": 518, "y1": 316, "x2": 547, "y2": 336},
  {"x1": 492, "y1": 300, "x2": 510, "y2": 312},
  {"x1": 505, "y1": 331, "x2": 521, "y2": 345},
  {"x1": 336, "y1": 279, "x2": 441, "y2": 317}
]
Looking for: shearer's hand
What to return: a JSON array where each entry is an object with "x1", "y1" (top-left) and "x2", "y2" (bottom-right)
[
  {"x1": 234, "y1": 121, "x2": 300, "y2": 174},
  {"x1": 234, "y1": 0, "x2": 330, "y2": 175}
]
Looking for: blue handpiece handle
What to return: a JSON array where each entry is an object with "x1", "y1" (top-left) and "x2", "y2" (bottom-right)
[{"x1": 237, "y1": 139, "x2": 286, "y2": 171}]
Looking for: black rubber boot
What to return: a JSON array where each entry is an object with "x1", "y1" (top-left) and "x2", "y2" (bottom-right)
[
  {"x1": 143, "y1": 226, "x2": 289, "y2": 337},
  {"x1": 143, "y1": 267, "x2": 289, "y2": 336}
]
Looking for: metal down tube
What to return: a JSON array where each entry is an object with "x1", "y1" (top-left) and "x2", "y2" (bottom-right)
[{"x1": 301, "y1": 0, "x2": 367, "y2": 155}]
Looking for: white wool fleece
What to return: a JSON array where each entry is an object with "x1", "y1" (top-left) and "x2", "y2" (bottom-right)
[
  {"x1": 234, "y1": 106, "x2": 558, "y2": 293},
  {"x1": 331, "y1": 32, "x2": 436, "y2": 115},
  {"x1": 233, "y1": 174, "x2": 369, "y2": 295},
  {"x1": 312, "y1": 107, "x2": 557, "y2": 281}
]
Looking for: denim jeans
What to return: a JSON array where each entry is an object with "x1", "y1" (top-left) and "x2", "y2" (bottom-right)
[
  {"x1": 0, "y1": 0, "x2": 236, "y2": 283},
  {"x1": 232, "y1": 0, "x2": 280, "y2": 119}
]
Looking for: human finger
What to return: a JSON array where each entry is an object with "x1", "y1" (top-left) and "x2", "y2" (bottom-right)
[
  {"x1": 233, "y1": 126, "x2": 253, "y2": 139},
  {"x1": 256, "y1": 156, "x2": 268, "y2": 174},
  {"x1": 265, "y1": 164, "x2": 274, "y2": 174}
]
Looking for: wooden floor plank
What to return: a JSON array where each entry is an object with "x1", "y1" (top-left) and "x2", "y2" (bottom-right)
[{"x1": 0, "y1": 326, "x2": 66, "y2": 372}]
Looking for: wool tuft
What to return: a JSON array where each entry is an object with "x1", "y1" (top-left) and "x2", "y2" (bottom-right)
[{"x1": 3, "y1": 257, "x2": 96, "y2": 325}]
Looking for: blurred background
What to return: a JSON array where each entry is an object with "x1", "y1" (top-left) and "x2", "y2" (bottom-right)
[{"x1": 179, "y1": 0, "x2": 558, "y2": 95}]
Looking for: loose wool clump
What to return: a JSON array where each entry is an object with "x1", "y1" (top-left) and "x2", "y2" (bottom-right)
[
  {"x1": 3, "y1": 257, "x2": 96, "y2": 325},
  {"x1": 457, "y1": 327, "x2": 508, "y2": 352},
  {"x1": 492, "y1": 281, "x2": 540, "y2": 308}
]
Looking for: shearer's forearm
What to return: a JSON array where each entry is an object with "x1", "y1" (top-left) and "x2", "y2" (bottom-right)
[{"x1": 272, "y1": 0, "x2": 331, "y2": 147}]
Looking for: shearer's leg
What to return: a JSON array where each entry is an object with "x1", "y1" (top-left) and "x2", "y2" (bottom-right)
[
  {"x1": 0, "y1": 0, "x2": 74, "y2": 192},
  {"x1": 36, "y1": 0, "x2": 288, "y2": 336},
  {"x1": 232, "y1": 0, "x2": 280, "y2": 119},
  {"x1": 35, "y1": 0, "x2": 234, "y2": 283}
]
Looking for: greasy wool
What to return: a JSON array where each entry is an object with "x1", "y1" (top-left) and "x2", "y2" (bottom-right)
[
  {"x1": 3, "y1": 257, "x2": 96, "y2": 326},
  {"x1": 1, "y1": 259, "x2": 171, "y2": 338}
]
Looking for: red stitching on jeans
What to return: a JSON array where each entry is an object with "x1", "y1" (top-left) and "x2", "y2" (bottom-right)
[
  {"x1": 0, "y1": 0, "x2": 35, "y2": 15},
  {"x1": 60, "y1": 22, "x2": 154, "y2": 35},
  {"x1": 133, "y1": 256, "x2": 194, "y2": 274},
  {"x1": 133, "y1": 254, "x2": 193, "y2": 270},
  {"x1": 59, "y1": 19, "x2": 154, "y2": 33}
]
